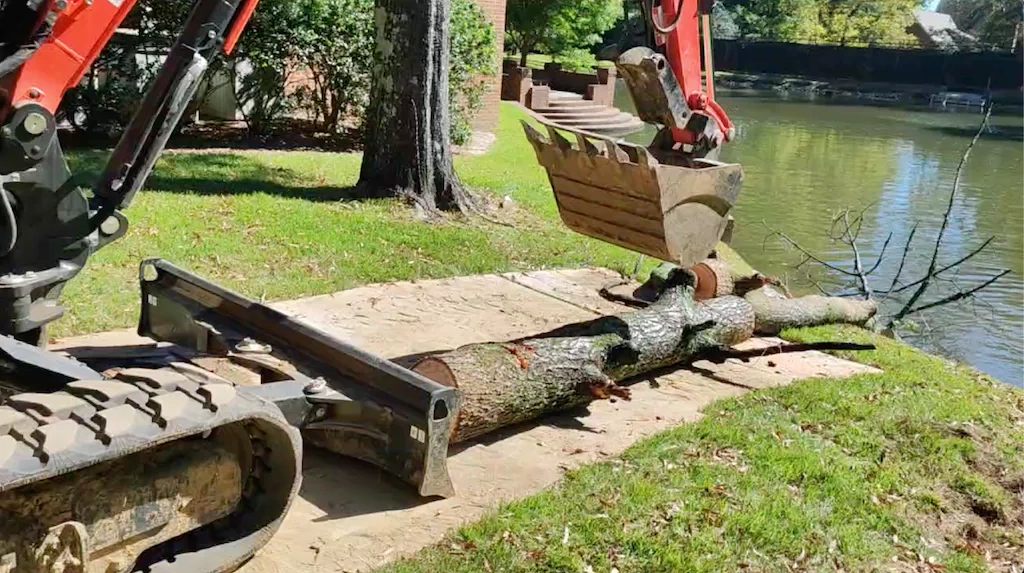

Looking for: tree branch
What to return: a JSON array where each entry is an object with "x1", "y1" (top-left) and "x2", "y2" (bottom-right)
[
  {"x1": 889, "y1": 104, "x2": 993, "y2": 327},
  {"x1": 878, "y1": 221, "x2": 918, "y2": 305},
  {"x1": 763, "y1": 222, "x2": 859, "y2": 277},
  {"x1": 882, "y1": 235, "x2": 996, "y2": 295},
  {"x1": 900, "y1": 269, "x2": 1010, "y2": 317}
]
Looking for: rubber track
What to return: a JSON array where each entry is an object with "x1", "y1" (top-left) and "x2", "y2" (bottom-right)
[{"x1": 0, "y1": 371, "x2": 302, "y2": 568}]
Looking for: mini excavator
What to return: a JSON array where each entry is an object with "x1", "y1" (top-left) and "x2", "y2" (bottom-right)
[{"x1": 0, "y1": 0, "x2": 742, "y2": 570}]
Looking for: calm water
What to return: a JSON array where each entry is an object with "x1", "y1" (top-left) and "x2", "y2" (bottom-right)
[{"x1": 616, "y1": 90, "x2": 1024, "y2": 386}]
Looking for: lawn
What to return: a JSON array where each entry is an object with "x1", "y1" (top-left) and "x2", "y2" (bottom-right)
[
  {"x1": 60, "y1": 103, "x2": 644, "y2": 337},
  {"x1": 380, "y1": 327, "x2": 1023, "y2": 573},
  {"x1": 63, "y1": 101, "x2": 1022, "y2": 572}
]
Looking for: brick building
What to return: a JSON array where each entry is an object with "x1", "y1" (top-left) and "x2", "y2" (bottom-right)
[{"x1": 469, "y1": 0, "x2": 507, "y2": 133}]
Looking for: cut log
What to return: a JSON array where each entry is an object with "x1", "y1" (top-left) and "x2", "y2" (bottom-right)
[
  {"x1": 413, "y1": 281, "x2": 754, "y2": 442},
  {"x1": 413, "y1": 257, "x2": 876, "y2": 443},
  {"x1": 745, "y1": 284, "x2": 878, "y2": 335}
]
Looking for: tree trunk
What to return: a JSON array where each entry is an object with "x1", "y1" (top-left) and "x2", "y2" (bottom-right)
[
  {"x1": 410, "y1": 256, "x2": 880, "y2": 443},
  {"x1": 413, "y1": 284, "x2": 755, "y2": 443},
  {"x1": 358, "y1": 0, "x2": 472, "y2": 212}
]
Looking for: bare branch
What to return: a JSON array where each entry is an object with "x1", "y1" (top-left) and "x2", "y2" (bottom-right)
[
  {"x1": 879, "y1": 222, "x2": 919, "y2": 304},
  {"x1": 889, "y1": 104, "x2": 993, "y2": 327},
  {"x1": 883, "y1": 236, "x2": 996, "y2": 295},
  {"x1": 762, "y1": 221, "x2": 859, "y2": 277},
  {"x1": 845, "y1": 210, "x2": 873, "y2": 299},
  {"x1": 864, "y1": 232, "x2": 893, "y2": 276},
  {"x1": 900, "y1": 269, "x2": 1011, "y2": 317}
]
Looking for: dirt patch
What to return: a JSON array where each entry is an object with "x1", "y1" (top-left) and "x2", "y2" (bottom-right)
[{"x1": 918, "y1": 431, "x2": 1024, "y2": 572}]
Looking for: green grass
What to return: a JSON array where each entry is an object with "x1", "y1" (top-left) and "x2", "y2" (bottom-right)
[
  {"x1": 60, "y1": 103, "x2": 643, "y2": 337},
  {"x1": 378, "y1": 326, "x2": 1023, "y2": 573}
]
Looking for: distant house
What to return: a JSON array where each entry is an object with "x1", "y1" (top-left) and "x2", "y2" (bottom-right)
[{"x1": 906, "y1": 10, "x2": 979, "y2": 52}]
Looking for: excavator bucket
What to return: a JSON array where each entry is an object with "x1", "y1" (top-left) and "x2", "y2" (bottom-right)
[{"x1": 522, "y1": 120, "x2": 743, "y2": 268}]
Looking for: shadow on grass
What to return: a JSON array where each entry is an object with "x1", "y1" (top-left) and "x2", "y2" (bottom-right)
[
  {"x1": 59, "y1": 118, "x2": 364, "y2": 153},
  {"x1": 67, "y1": 150, "x2": 371, "y2": 203}
]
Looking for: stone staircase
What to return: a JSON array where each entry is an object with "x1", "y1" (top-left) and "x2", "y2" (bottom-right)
[{"x1": 531, "y1": 91, "x2": 645, "y2": 138}]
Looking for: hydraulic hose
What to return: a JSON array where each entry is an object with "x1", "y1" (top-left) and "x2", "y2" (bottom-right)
[
  {"x1": 0, "y1": 182, "x2": 18, "y2": 256},
  {"x1": 641, "y1": 0, "x2": 686, "y2": 34}
]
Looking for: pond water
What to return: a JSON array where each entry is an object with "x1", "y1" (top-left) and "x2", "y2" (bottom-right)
[{"x1": 615, "y1": 89, "x2": 1024, "y2": 386}]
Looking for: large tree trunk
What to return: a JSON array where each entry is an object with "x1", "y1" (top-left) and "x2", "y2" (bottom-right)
[
  {"x1": 413, "y1": 283, "x2": 755, "y2": 442},
  {"x1": 358, "y1": 0, "x2": 472, "y2": 212},
  {"x1": 412, "y1": 257, "x2": 877, "y2": 443}
]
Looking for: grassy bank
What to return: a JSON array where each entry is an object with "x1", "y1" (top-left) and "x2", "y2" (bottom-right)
[
  {"x1": 60, "y1": 104, "x2": 643, "y2": 337},
  {"x1": 380, "y1": 326, "x2": 1023, "y2": 572}
]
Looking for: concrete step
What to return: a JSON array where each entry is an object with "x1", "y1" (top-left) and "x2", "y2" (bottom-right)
[
  {"x1": 534, "y1": 105, "x2": 613, "y2": 116},
  {"x1": 548, "y1": 90, "x2": 583, "y2": 101},
  {"x1": 549, "y1": 112, "x2": 642, "y2": 129},
  {"x1": 544, "y1": 99, "x2": 609, "y2": 109},
  {"x1": 535, "y1": 108, "x2": 623, "y2": 121},
  {"x1": 595, "y1": 120, "x2": 647, "y2": 138}
]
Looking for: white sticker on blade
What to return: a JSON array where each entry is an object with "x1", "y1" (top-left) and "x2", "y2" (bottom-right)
[{"x1": 409, "y1": 426, "x2": 425, "y2": 443}]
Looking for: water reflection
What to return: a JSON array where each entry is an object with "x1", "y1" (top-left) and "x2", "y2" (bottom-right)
[{"x1": 616, "y1": 89, "x2": 1024, "y2": 386}]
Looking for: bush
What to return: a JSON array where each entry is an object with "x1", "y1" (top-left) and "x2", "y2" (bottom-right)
[
  {"x1": 449, "y1": 0, "x2": 498, "y2": 144},
  {"x1": 554, "y1": 47, "x2": 599, "y2": 72},
  {"x1": 291, "y1": 0, "x2": 375, "y2": 133},
  {"x1": 60, "y1": 0, "x2": 495, "y2": 142},
  {"x1": 60, "y1": 47, "x2": 149, "y2": 137}
]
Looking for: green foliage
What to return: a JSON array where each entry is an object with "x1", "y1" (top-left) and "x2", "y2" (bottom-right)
[
  {"x1": 60, "y1": 0, "x2": 495, "y2": 140},
  {"x1": 721, "y1": 0, "x2": 920, "y2": 46},
  {"x1": 505, "y1": 0, "x2": 622, "y2": 66},
  {"x1": 553, "y1": 47, "x2": 599, "y2": 72},
  {"x1": 60, "y1": 48, "x2": 148, "y2": 137},
  {"x1": 449, "y1": 0, "x2": 498, "y2": 145},
  {"x1": 292, "y1": 0, "x2": 376, "y2": 133},
  {"x1": 939, "y1": 0, "x2": 1023, "y2": 49}
]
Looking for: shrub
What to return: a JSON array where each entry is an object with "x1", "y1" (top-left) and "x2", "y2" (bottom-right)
[
  {"x1": 449, "y1": 0, "x2": 498, "y2": 144},
  {"x1": 291, "y1": 0, "x2": 375, "y2": 133},
  {"x1": 554, "y1": 47, "x2": 599, "y2": 72}
]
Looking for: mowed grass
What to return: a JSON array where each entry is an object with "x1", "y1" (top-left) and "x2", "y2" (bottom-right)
[
  {"x1": 59, "y1": 103, "x2": 642, "y2": 337},
  {"x1": 379, "y1": 326, "x2": 1024, "y2": 573}
]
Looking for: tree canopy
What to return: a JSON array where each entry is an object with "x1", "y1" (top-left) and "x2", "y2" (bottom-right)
[
  {"x1": 505, "y1": 0, "x2": 622, "y2": 66},
  {"x1": 721, "y1": 0, "x2": 921, "y2": 46}
]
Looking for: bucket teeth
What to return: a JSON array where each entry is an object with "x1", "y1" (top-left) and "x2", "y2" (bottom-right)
[
  {"x1": 604, "y1": 139, "x2": 631, "y2": 163},
  {"x1": 633, "y1": 146, "x2": 659, "y2": 174},
  {"x1": 574, "y1": 132, "x2": 601, "y2": 157},
  {"x1": 544, "y1": 124, "x2": 574, "y2": 152},
  {"x1": 520, "y1": 120, "x2": 547, "y2": 147}
]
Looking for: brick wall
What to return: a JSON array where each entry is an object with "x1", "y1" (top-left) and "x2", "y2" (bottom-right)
[{"x1": 470, "y1": 0, "x2": 506, "y2": 133}]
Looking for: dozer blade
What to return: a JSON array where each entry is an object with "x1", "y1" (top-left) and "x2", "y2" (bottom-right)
[
  {"x1": 136, "y1": 259, "x2": 459, "y2": 498},
  {"x1": 522, "y1": 119, "x2": 743, "y2": 267}
]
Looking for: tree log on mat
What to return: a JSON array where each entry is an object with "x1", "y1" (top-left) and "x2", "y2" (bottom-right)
[
  {"x1": 416, "y1": 260, "x2": 877, "y2": 443},
  {"x1": 413, "y1": 274, "x2": 757, "y2": 443}
]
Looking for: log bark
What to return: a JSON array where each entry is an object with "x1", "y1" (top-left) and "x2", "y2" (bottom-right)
[
  {"x1": 413, "y1": 283, "x2": 754, "y2": 442},
  {"x1": 744, "y1": 285, "x2": 878, "y2": 335},
  {"x1": 358, "y1": 0, "x2": 472, "y2": 212}
]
